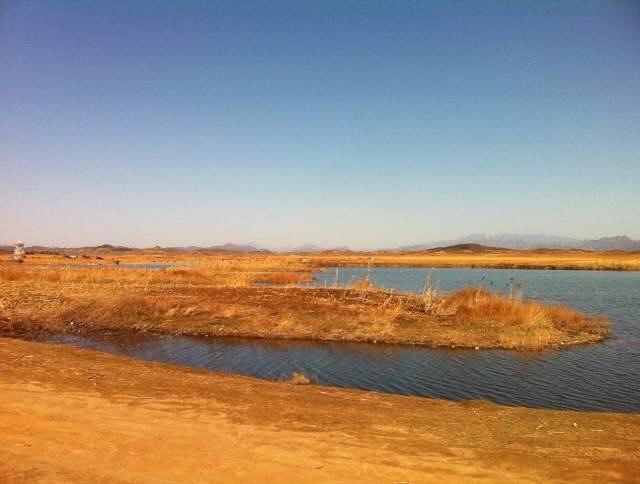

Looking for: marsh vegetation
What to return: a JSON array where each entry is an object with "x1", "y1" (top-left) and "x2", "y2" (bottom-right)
[{"x1": 0, "y1": 256, "x2": 609, "y2": 350}]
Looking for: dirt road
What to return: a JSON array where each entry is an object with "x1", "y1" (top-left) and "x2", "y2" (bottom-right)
[{"x1": 1, "y1": 337, "x2": 638, "y2": 482}]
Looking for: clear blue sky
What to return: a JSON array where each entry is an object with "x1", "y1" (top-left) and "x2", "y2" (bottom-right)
[{"x1": 1, "y1": 0, "x2": 639, "y2": 249}]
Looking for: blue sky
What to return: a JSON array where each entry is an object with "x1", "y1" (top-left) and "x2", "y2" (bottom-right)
[{"x1": 1, "y1": 0, "x2": 639, "y2": 248}]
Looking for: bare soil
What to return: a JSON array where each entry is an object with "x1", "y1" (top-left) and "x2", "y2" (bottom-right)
[{"x1": 1, "y1": 337, "x2": 638, "y2": 482}]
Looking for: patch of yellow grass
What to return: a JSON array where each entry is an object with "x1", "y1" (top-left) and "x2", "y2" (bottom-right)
[
  {"x1": 252, "y1": 272, "x2": 316, "y2": 284},
  {"x1": 429, "y1": 287, "x2": 609, "y2": 350},
  {"x1": 286, "y1": 372, "x2": 312, "y2": 385},
  {"x1": 0, "y1": 262, "x2": 610, "y2": 350},
  {"x1": 5, "y1": 246, "x2": 640, "y2": 271}
]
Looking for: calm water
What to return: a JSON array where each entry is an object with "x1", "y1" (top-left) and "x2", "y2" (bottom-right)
[{"x1": 38, "y1": 268, "x2": 640, "y2": 412}]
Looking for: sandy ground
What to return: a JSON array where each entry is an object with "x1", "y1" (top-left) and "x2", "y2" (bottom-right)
[{"x1": 1, "y1": 337, "x2": 638, "y2": 483}]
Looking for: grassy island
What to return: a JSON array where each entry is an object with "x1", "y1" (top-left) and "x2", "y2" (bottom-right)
[{"x1": 1, "y1": 260, "x2": 609, "y2": 351}]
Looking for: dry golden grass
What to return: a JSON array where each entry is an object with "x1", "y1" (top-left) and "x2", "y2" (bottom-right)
[
  {"x1": 0, "y1": 261, "x2": 609, "y2": 350},
  {"x1": 350, "y1": 276, "x2": 376, "y2": 290},
  {"x1": 303, "y1": 250, "x2": 640, "y2": 271},
  {"x1": 0, "y1": 263, "x2": 312, "y2": 288},
  {"x1": 252, "y1": 272, "x2": 317, "y2": 284},
  {"x1": 286, "y1": 372, "x2": 312, "y2": 385},
  {"x1": 6, "y1": 246, "x2": 640, "y2": 271},
  {"x1": 419, "y1": 287, "x2": 609, "y2": 350}
]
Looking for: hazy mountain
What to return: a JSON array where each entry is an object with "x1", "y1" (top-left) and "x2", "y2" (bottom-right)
[
  {"x1": 578, "y1": 235, "x2": 640, "y2": 252},
  {"x1": 203, "y1": 243, "x2": 267, "y2": 253},
  {"x1": 321, "y1": 246, "x2": 352, "y2": 253},
  {"x1": 5, "y1": 235, "x2": 638, "y2": 254},
  {"x1": 0, "y1": 244, "x2": 136, "y2": 253},
  {"x1": 427, "y1": 243, "x2": 511, "y2": 253},
  {"x1": 285, "y1": 244, "x2": 325, "y2": 253},
  {"x1": 395, "y1": 234, "x2": 640, "y2": 252},
  {"x1": 93, "y1": 244, "x2": 135, "y2": 252},
  {"x1": 163, "y1": 243, "x2": 267, "y2": 253},
  {"x1": 279, "y1": 244, "x2": 353, "y2": 253},
  {"x1": 396, "y1": 234, "x2": 577, "y2": 251},
  {"x1": 171, "y1": 243, "x2": 350, "y2": 253}
]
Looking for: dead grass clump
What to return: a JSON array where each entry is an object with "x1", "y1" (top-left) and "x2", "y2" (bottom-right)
[
  {"x1": 252, "y1": 272, "x2": 316, "y2": 284},
  {"x1": 196, "y1": 255, "x2": 309, "y2": 274},
  {"x1": 351, "y1": 277, "x2": 376, "y2": 290},
  {"x1": 55, "y1": 295, "x2": 177, "y2": 327},
  {"x1": 432, "y1": 287, "x2": 610, "y2": 350},
  {"x1": 440, "y1": 287, "x2": 599, "y2": 328},
  {"x1": 287, "y1": 372, "x2": 311, "y2": 385}
]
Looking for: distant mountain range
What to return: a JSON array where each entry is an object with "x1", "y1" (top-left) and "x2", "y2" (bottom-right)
[
  {"x1": 167, "y1": 243, "x2": 270, "y2": 253},
  {"x1": 0, "y1": 243, "x2": 137, "y2": 253},
  {"x1": 169, "y1": 243, "x2": 352, "y2": 253},
  {"x1": 394, "y1": 234, "x2": 640, "y2": 252},
  {"x1": 2, "y1": 234, "x2": 639, "y2": 253},
  {"x1": 0, "y1": 241, "x2": 346, "y2": 254}
]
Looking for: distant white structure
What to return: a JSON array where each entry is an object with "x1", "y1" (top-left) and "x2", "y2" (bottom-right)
[{"x1": 12, "y1": 240, "x2": 25, "y2": 262}]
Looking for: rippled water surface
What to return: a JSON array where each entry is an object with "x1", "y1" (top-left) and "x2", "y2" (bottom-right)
[{"x1": 40, "y1": 268, "x2": 640, "y2": 412}]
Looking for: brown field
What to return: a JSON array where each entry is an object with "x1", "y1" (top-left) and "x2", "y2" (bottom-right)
[
  {"x1": 6, "y1": 245, "x2": 640, "y2": 271},
  {"x1": 1, "y1": 337, "x2": 639, "y2": 482},
  {"x1": 304, "y1": 249, "x2": 640, "y2": 271},
  {"x1": 1, "y1": 257, "x2": 608, "y2": 350}
]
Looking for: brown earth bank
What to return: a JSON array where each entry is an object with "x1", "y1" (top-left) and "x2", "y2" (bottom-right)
[
  {"x1": 1, "y1": 266, "x2": 608, "y2": 350},
  {"x1": 1, "y1": 337, "x2": 639, "y2": 483}
]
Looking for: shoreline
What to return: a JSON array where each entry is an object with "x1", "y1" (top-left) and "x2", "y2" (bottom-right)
[
  {"x1": 21, "y1": 330, "x2": 637, "y2": 414},
  {"x1": 1, "y1": 336, "x2": 638, "y2": 482},
  {"x1": 7, "y1": 320, "x2": 610, "y2": 353}
]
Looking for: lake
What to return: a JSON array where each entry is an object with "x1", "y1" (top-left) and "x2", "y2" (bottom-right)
[{"x1": 38, "y1": 268, "x2": 640, "y2": 412}]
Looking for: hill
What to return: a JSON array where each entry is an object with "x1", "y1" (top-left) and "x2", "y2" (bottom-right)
[
  {"x1": 395, "y1": 234, "x2": 640, "y2": 252},
  {"x1": 426, "y1": 243, "x2": 511, "y2": 253}
]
